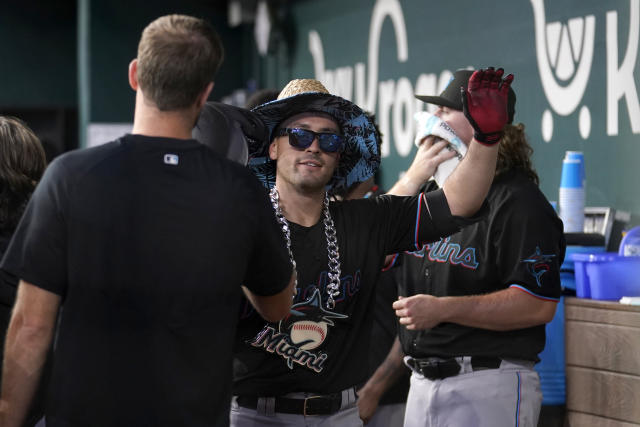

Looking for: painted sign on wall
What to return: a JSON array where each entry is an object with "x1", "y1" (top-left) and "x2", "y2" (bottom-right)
[{"x1": 271, "y1": 0, "x2": 640, "y2": 222}]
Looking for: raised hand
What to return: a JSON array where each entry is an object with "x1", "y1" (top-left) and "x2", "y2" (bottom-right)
[{"x1": 461, "y1": 67, "x2": 514, "y2": 145}]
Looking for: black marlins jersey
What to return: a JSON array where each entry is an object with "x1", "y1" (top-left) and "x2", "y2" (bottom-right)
[
  {"x1": 233, "y1": 190, "x2": 483, "y2": 396},
  {"x1": 397, "y1": 169, "x2": 566, "y2": 362}
]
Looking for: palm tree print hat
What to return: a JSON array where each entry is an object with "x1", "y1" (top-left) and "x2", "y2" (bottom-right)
[{"x1": 248, "y1": 79, "x2": 381, "y2": 192}]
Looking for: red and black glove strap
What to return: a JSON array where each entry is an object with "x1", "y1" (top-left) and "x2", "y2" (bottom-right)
[{"x1": 474, "y1": 130, "x2": 502, "y2": 146}]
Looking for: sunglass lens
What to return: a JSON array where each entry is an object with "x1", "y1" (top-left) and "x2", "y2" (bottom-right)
[
  {"x1": 288, "y1": 129, "x2": 315, "y2": 149},
  {"x1": 319, "y1": 134, "x2": 344, "y2": 153}
]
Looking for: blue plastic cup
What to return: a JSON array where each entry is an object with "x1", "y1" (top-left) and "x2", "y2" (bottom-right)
[
  {"x1": 559, "y1": 151, "x2": 585, "y2": 232},
  {"x1": 560, "y1": 153, "x2": 584, "y2": 189},
  {"x1": 563, "y1": 151, "x2": 585, "y2": 187}
]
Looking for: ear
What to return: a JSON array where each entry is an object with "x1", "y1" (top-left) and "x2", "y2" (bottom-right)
[
  {"x1": 268, "y1": 140, "x2": 278, "y2": 160},
  {"x1": 196, "y1": 82, "x2": 214, "y2": 109},
  {"x1": 128, "y1": 59, "x2": 139, "y2": 90}
]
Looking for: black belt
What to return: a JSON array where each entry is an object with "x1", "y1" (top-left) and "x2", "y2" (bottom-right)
[
  {"x1": 406, "y1": 356, "x2": 501, "y2": 380},
  {"x1": 236, "y1": 392, "x2": 343, "y2": 416}
]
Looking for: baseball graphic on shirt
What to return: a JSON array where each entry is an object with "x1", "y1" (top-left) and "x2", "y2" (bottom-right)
[
  {"x1": 290, "y1": 321, "x2": 328, "y2": 350},
  {"x1": 279, "y1": 288, "x2": 347, "y2": 350}
]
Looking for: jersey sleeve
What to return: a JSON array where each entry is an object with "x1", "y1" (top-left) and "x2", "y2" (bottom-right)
[
  {"x1": 241, "y1": 178, "x2": 292, "y2": 297},
  {"x1": 376, "y1": 188, "x2": 487, "y2": 255},
  {"x1": 0, "y1": 158, "x2": 69, "y2": 297},
  {"x1": 494, "y1": 192, "x2": 565, "y2": 301}
]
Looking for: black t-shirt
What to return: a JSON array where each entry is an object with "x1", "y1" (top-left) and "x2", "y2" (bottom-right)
[
  {"x1": 0, "y1": 134, "x2": 292, "y2": 427},
  {"x1": 233, "y1": 190, "x2": 481, "y2": 396},
  {"x1": 397, "y1": 170, "x2": 566, "y2": 362}
]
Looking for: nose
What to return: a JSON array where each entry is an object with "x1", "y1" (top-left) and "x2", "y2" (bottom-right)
[{"x1": 305, "y1": 135, "x2": 321, "y2": 153}]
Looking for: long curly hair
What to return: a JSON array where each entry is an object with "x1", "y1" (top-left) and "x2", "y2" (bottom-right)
[
  {"x1": 496, "y1": 123, "x2": 539, "y2": 186},
  {"x1": 0, "y1": 116, "x2": 47, "y2": 234}
]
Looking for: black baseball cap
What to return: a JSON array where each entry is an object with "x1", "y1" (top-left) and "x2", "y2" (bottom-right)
[{"x1": 415, "y1": 69, "x2": 517, "y2": 123}]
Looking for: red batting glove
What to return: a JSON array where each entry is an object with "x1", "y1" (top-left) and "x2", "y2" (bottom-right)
[{"x1": 461, "y1": 67, "x2": 514, "y2": 145}]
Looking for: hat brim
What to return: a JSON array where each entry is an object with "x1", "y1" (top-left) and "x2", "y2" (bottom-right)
[
  {"x1": 414, "y1": 94, "x2": 462, "y2": 111},
  {"x1": 249, "y1": 92, "x2": 380, "y2": 192}
]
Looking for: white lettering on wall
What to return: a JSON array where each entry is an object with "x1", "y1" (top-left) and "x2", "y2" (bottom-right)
[
  {"x1": 378, "y1": 79, "x2": 395, "y2": 157},
  {"x1": 606, "y1": 0, "x2": 640, "y2": 135},
  {"x1": 309, "y1": 0, "x2": 452, "y2": 158},
  {"x1": 393, "y1": 77, "x2": 415, "y2": 156},
  {"x1": 309, "y1": 0, "x2": 640, "y2": 152},
  {"x1": 362, "y1": 0, "x2": 407, "y2": 113},
  {"x1": 530, "y1": 0, "x2": 595, "y2": 141}
]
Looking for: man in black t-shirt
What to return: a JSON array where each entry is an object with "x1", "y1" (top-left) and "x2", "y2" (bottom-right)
[
  {"x1": 0, "y1": 15, "x2": 294, "y2": 427},
  {"x1": 368, "y1": 69, "x2": 565, "y2": 427},
  {"x1": 231, "y1": 69, "x2": 514, "y2": 426}
]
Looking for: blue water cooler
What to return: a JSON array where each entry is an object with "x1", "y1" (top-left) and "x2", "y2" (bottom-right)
[
  {"x1": 535, "y1": 240, "x2": 605, "y2": 405},
  {"x1": 536, "y1": 298, "x2": 565, "y2": 404}
]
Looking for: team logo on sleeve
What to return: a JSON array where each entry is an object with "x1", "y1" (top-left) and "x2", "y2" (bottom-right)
[
  {"x1": 248, "y1": 288, "x2": 347, "y2": 372},
  {"x1": 521, "y1": 246, "x2": 556, "y2": 287}
]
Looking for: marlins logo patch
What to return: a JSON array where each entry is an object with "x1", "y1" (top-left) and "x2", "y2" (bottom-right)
[
  {"x1": 521, "y1": 246, "x2": 556, "y2": 287},
  {"x1": 280, "y1": 288, "x2": 348, "y2": 350},
  {"x1": 248, "y1": 288, "x2": 347, "y2": 372}
]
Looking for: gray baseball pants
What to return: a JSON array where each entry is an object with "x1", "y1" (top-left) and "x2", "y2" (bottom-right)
[
  {"x1": 403, "y1": 357, "x2": 542, "y2": 427},
  {"x1": 366, "y1": 402, "x2": 406, "y2": 427},
  {"x1": 230, "y1": 388, "x2": 362, "y2": 426}
]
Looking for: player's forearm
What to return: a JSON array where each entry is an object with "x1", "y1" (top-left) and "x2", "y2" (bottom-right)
[
  {"x1": 387, "y1": 138, "x2": 449, "y2": 197},
  {"x1": 387, "y1": 173, "x2": 423, "y2": 196},
  {"x1": 442, "y1": 141, "x2": 497, "y2": 217},
  {"x1": 440, "y1": 287, "x2": 557, "y2": 331},
  {"x1": 1, "y1": 314, "x2": 54, "y2": 427},
  {"x1": 359, "y1": 337, "x2": 406, "y2": 397},
  {"x1": 242, "y1": 272, "x2": 296, "y2": 322}
]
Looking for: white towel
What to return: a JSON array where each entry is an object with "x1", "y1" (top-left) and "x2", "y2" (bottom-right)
[{"x1": 414, "y1": 111, "x2": 468, "y2": 187}]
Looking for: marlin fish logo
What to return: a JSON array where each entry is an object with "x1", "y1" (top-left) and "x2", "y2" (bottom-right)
[
  {"x1": 279, "y1": 288, "x2": 348, "y2": 350},
  {"x1": 522, "y1": 246, "x2": 556, "y2": 287}
]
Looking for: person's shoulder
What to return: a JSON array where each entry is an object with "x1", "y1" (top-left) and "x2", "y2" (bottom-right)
[
  {"x1": 51, "y1": 139, "x2": 124, "y2": 174},
  {"x1": 490, "y1": 170, "x2": 555, "y2": 215},
  {"x1": 211, "y1": 158, "x2": 271, "y2": 203},
  {"x1": 329, "y1": 195, "x2": 393, "y2": 223}
]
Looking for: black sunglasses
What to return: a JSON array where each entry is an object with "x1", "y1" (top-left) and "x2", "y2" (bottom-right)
[{"x1": 275, "y1": 128, "x2": 345, "y2": 153}]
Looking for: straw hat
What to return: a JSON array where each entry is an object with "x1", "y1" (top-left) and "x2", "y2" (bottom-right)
[{"x1": 248, "y1": 79, "x2": 380, "y2": 191}]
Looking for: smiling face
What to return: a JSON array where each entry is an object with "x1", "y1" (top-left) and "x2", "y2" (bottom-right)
[
  {"x1": 434, "y1": 106, "x2": 475, "y2": 146},
  {"x1": 269, "y1": 112, "x2": 341, "y2": 194}
]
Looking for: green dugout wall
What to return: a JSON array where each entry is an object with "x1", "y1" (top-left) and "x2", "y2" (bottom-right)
[
  {"x1": 1, "y1": 0, "x2": 638, "y2": 225},
  {"x1": 260, "y1": 0, "x2": 640, "y2": 226}
]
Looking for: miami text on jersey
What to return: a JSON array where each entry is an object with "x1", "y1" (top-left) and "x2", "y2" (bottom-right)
[{"x1": 248, "y1": 279, "x2": 352, "y2": 373}]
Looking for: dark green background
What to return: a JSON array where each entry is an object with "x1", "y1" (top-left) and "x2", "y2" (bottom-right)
[
  {"x1": 1, "y1": 0, "x2": 638, "y2": 226},
  {"x1": 268, "y1": 0, "x2": 640, "y2": 226}
]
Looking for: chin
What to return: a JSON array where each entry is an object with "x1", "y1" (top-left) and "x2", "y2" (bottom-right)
[
  {"x1": 295, "y1": 176, "x2": 331, "y2": 193},
  {"x1": 298, "y1": 181, "x2": 329, "y2": 193}
]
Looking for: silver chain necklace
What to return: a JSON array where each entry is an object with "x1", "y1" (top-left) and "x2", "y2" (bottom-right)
[{"x1": 269, "y1": 187, "x2": 342, "y2": 309}]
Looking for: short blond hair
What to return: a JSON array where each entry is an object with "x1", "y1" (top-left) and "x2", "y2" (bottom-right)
[{"x1": 137, "y1": 14, "x2": 224, "y2": 111}]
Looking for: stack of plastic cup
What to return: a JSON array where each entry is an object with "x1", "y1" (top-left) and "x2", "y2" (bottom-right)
[{"x1": 559, "y1": 151, "x2": 585, "y2": 232}]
